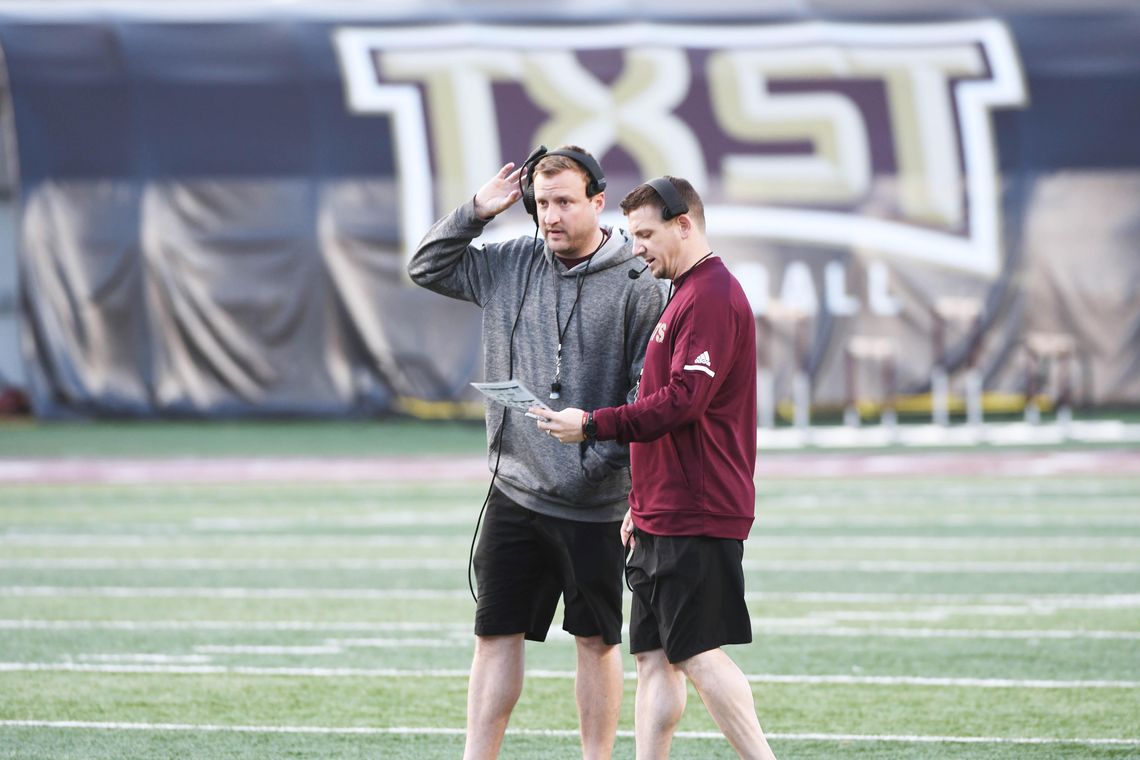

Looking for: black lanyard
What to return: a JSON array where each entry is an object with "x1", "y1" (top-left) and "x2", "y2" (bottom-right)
[{"x1": 550, "y1": 230, "x2": 608, "y2": 399}]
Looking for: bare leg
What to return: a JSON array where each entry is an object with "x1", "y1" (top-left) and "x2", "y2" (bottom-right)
[
  {"x1": 633, "y1": 649, "x2": 687, "y2": 760},
  {"x1": 574, "y1": 635, "x2": 623, "y2": 760},
  {"x1": 679, "y1": 648, "x2": 777, "y2": 760},
  {"x1": 463, "y1": 634, "x2": 525, "y2": 760}
]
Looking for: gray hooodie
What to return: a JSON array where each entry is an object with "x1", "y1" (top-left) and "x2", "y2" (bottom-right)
[{"x1": 409, "y1": 200, "x2": 668, "y2": 522}]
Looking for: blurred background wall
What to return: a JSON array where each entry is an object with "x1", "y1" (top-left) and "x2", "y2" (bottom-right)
[{"x1": 0, "y1": 0, "x2": 1137, "y2": 420}]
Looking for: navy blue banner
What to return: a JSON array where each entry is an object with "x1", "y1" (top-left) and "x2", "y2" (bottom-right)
[{"x1": 3, "y1": 11, "x2": 1138, "y2": 417}]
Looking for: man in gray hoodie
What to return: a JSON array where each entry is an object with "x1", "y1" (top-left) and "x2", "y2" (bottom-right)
[{"x1": 409, "y1": 145, "x2": 666, "y2": 760}]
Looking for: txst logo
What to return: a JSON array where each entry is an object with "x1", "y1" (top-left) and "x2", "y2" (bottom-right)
[
  {"x1": 336, "y1": 21, "x2": 1026, "y2": 280},
  {"x1": 652, "y1": 323, "x2": 668, "y2": 344}
]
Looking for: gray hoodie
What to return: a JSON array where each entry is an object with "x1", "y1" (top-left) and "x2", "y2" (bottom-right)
[{"x1": 409, "y1": 200, "x2": 667, "y2": 522}]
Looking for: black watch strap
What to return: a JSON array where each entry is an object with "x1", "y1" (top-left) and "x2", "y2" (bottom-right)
[{"x1": 583, "y1": 411, "x2": 598, "y2": 440}]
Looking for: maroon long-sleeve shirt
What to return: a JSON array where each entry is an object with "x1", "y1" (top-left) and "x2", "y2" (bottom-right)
[{"x1": 593, "y1": 257, "x2": 757, "y2": 540}]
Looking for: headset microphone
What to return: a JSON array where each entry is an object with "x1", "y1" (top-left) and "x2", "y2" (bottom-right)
[{"x1": 628, "y1": 263, "x2": 650, "y2": 279}]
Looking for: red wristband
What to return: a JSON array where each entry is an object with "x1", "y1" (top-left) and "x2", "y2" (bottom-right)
[{"x1": 581, "y1": 411, "x2": 589, "y2": 431}]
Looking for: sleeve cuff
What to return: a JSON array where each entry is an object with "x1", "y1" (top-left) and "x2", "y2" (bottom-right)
[
  {"x1": 593, "y1": 406, "x2": 619, "y2": 441},
  {"x1": 467, "y1": 196, "x2": 495, "y2": 224}
]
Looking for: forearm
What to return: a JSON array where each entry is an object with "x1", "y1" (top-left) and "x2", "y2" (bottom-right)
[
  {"x1": 593, "y1": 377, "x2": 707, "y2": 444},
  {"x1": 407, "y1": 201, "x2": 492, "y2": 302}
]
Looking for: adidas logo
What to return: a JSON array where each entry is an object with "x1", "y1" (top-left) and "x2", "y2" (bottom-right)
[{"x1": 683, "y1": 350, "x2": 716, "y2": 378}]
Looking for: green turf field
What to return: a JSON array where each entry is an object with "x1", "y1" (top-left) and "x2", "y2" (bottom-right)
[{"x1": 1, "y1": 422, "x2": 1138, "y2": 758}]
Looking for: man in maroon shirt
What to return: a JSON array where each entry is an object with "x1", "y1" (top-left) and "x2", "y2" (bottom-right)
[{"x1": 532, "y1": 177, "x2": 778, "y2": 759}]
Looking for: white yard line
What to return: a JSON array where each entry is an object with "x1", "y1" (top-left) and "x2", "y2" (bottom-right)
[
  {"x1": 75, "y1": 654, "x2": 212, "y2": 664},
  {"x1": 2, "y1": 534, "x2": 1138, "y2": 550},
  {"x1": 0, "y1": 720, "x2": 1137, "y2": 746},
  {"x1": 742, "y1": 560, "x2": 1140, "y2": 573},
  {"x1": 15, "y1": 514, "x2": 1137, "y2": 531},
  {"x1": 0, "y1": 458, "x2": 493, "y2": 485},
  {"x1": 761, "y1": 627, "x2": 1140, "y2": 640},
  {"x1": 748, "y1": 592, "x2": 1140, "y2": 607},
  {"x1": 6, "y1": 513, "x2": 1139, "y2": 531},
  {"x1": 2, "y1": 557, "x2": 1136, "y2": 573},
  {"x1": 11, "y1": 513, "x2": 1140, "y2": 530},
  {"x1": 3, "y1": 587, "x2": 1139, "y2": 607},
  {"x1": 759, "y1": 515, "x2": 1140, "y2": 527},
  {"x1": 0, "y1": 558, "x2": 469, "y2": 570},
  {"x1": 748, "y1": 536, "x2": 1140, "y2": 549},
  {"x1": 743, "y1": 674, "x2": 1140, "y2": 688},
  {"x1": 0, "y1": 619, "x2": 470, "y2": 632},
  {"x1": 188, "y1": 512, "x2": 475, "y2": 529},
  {"x1": 0, "y1": 586, "x2": 472, "y2": 600},
  {"x1": 3, "y1": 445, "x2": 1139, "y2": 484},
  {"x1": 2, "y1": 619, "x2": 1137, "y2": 640},
  {"x1": 0, "y1": 534, "x2": 465, "y2": 547},
  {"x1": 0, "y1": 662, "x2": 1135, "y2": 688},
  {"x1": 191, "y1": 645, "x2": 345, "y2": 655},
  {"x1": 193, "y1": 640, "x2": 461, "y2": 653}
]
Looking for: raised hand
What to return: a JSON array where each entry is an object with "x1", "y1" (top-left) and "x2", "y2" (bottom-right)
[{"x1": 473, "y1": 162, "x2": 524, "y2": 220}]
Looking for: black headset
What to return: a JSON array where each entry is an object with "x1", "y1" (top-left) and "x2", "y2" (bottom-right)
[
  {"x1": 519, "y1": 145, "x2": 607, "y2": 226},
  {"x1": 647, "y1": 176, "x2": 689, "y2": 220}
]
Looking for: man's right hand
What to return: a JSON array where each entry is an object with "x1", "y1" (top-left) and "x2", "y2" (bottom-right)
[
  {"x1": 620, "y1": 509, "x2": 635, "y2": 551},
  {"x1": 473, "y1": 162, "x2": 524, "y2": 220}
]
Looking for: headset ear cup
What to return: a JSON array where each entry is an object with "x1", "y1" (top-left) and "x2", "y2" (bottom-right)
[
  {"x1": 648, "y1": 176, "x2": 688, "y2": 220},
  {"x1": 522, "y1": 181, "x2": 537, "y2": 223},
  {"x1": 520, "y1": 145, "x2": 547, "y2": 226}
]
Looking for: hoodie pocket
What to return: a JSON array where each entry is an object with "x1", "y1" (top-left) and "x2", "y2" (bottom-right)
[
  {"x1": 579, "y1": 442, "x2": 611, "y2": 485},
  {"x1": 672, "y1": 425, "x2": 706, "y2": 500},
  {"x1": 656, "y1": 428, "x2": 697, "y2": 499}
]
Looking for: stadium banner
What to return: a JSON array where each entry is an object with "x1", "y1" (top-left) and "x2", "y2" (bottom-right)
[{"x1": 2, "y1": 13, "x2": 1139, "y2": 418}]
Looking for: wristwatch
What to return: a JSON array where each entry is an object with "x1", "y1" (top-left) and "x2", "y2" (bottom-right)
[{"x1": 583, "y1": 411, "x2": 597, "y2": 440}]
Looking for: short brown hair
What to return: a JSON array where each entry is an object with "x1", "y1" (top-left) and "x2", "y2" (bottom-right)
[
  {"x1": 620, "y1": 176, "x2": 705, "y2": 230},
  {"x1": 535, "y1": 144, "x2": 598, "y2": 195}
]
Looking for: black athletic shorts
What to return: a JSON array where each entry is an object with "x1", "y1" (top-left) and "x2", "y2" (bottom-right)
[
  {"x1": 473, "y1": 487, "x2": 624, "y2": 645},
  {"x1": 625, "y1": 528, "x2": 752, "y2": 663}
]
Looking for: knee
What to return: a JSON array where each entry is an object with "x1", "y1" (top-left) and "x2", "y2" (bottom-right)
[
  {"x1": 473, "y1": 633, "x2": 524, "y2": 658},
  {"x1": 471, "y1": 634, "x2": 525, "y2": 689},
  {"x1": 635, "y1": 653, "x2": 686, "y2": 724},
  {"x1": 576, "y1": 634, "x2": 618, "y2": 659},
  {"x1": 635, "y1": 653, "x2": 685, "y2": 693},
  {"x1": 676, "y1": 648, "x2": 734, "y2": 684},
  {"x1": 635, "y1": 651, "x2": 675, "y2": 678}
]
